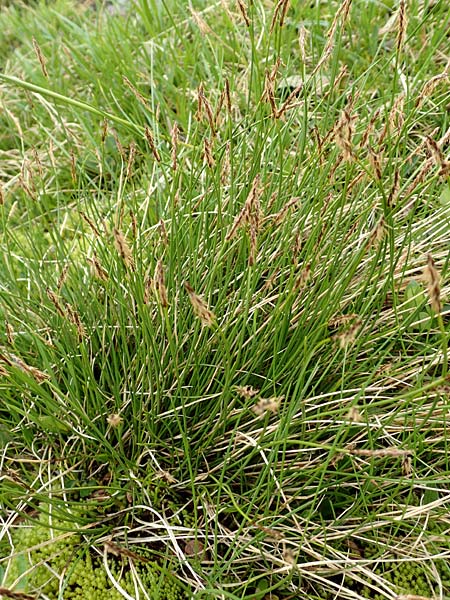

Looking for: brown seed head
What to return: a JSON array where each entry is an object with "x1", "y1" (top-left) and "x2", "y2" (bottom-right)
[
  {"x1": 32, "y1": 37, "x2": 48, "y2": 78},
  {"x1": 113, "y1": 228, "x2": 135, "y2": 271},
  {"x1": 236, "y1": 0, "x2": 250, "y2": 26},
  {"x1": 46, "y1": 288, "x2": 66, "y2": 318},
  {"x1": 424, "y1": 253, "x2": 441, "y2": 314},
  {"x1": 334, "y1": 108, "x2": 355, "y2": 161},
  {"x1": 298, "y1": 26, "x2": 308, "y2": 64},
  {"x1": 126, "y1": 141, "x2": 137, "y2": 179},
  {"x1": 65, "y1": 303, "x2": 86, "y2": 340},
  {"x1": 123, "y1": 76, "x2": 150, "y2": 109},
  {"x1": 153, "y1": 260, "x2": 169, "y2": 308},
  {"x1": 190, "y1": 8, "x2": 212, "y2": 36},
  {"x1": 88, "y1": 254, "x2": 109, "y2": 281},
  {"x1": 270, "y1": 0, "x2": 290, "y2": 34},
  {"x1": 368, "y1": 146, "x2": 382, "y2": 180},
  {"x1": 144, "y1": 126, "x2": 161, "y2": 162},
  {"x1": 107, "y1": 413, "x2": 123, "y2": 428},
  {"x1": 184, "y1": 282, "x2": 216, "y2": 327},
  {"x1": 57, "y1": 264, "x2": 70, "y2": 291},
  {"x1": 226, "y1": 174, "x2": 263, "y2": 244},
  {"x1": 336, "y1": 319, "x2": 362, "y2": 349},
  {"x1": 396, "y1": 0, "x2": 407, "y2": 53},
  {"x1": 416, "y1": 71, "x2": 449, "y2": 108},
  {"x1": 234, "y1": 385, "x2": 259, "y2": 399},
  {"x1": 204, "y1": 137, "x2": 215, "y2": 168},
  {"x1": 252, "y1": 395, "x2": 284, "y2": 416},
  {"x1": 171, "y1": 122, "x2": 179, "y2": 171}
]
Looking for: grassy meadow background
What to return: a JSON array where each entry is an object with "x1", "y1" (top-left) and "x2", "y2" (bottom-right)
[{"x1": 1, "y1": 0, "x2": 450, "y2": 598}]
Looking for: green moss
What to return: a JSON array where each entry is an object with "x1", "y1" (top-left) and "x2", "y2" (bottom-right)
[{"x1": 4, "y1": 508, "x2": 188, "y2": 600}]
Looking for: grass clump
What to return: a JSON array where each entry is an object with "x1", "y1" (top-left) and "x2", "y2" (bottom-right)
[{"x1": 1, "y1": 0, "x2": 450, "y2": 598}]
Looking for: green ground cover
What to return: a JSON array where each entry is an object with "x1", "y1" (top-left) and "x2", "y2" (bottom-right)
[{"x1": 1, "y1": 0, "x2": 450, "y2": 598}]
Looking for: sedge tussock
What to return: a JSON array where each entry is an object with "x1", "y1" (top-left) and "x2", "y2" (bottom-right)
[
  {"x1": 423, "y1": 254, "x2": 441, "y2": 314},
  {"x1": 425, "y1": 135, "x2": 450, "y2": 176},
  {"x1": 113, "y1": 227, "x2": 135, "y2": 271},
  {"x1": 111, "y1": 127, "x2": 126, "y2": 159},
  {"x1": 0, "y1": 185, "x2": 4, "y2": 205},
  {"x1": 80, "y1": 211, "x2": 101, "y2": 237},
  {"x1": 359, "y1": 108, "x2": 381, "y2": 148},
  {"x1": 262, "y1": 59, "x2": 303, "y2": 119},
  {"x1": 402, "y1": 455, "x2": 413, "y2": 476},
  {"x1": 129, "y1": 209, "x2": 137, "y2": 239},
  {"x1": 184, "y1": 282, "x2": 216, "y2": 327},
  {"x1": 388, "y1": 93, "x2": 405, "y2": 131},
  {"x1": 221, "y1": 140, "x2": 231, "y2": 184},
  {"x1": 101, "y1": 117, "x2": 108, "y2": 143},
  {"x1": 293, "y1": 264, "x2": 311, "y2": 290},
  {"x1": 346, "y1": 406, "x2": 362, "y2": 423}
]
